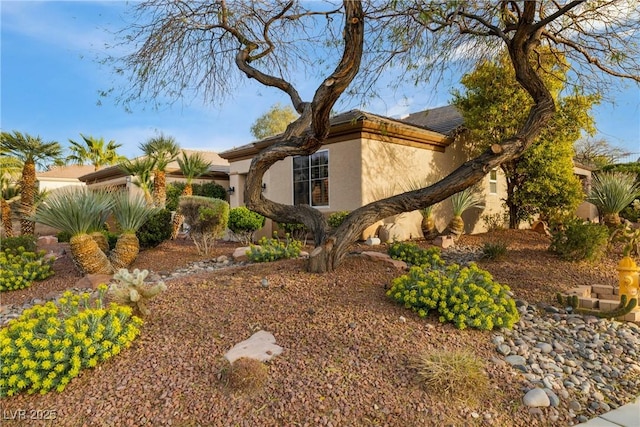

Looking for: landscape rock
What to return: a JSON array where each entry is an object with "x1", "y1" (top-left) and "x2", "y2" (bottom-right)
[
  {"x1": 232, "y1": 246, "x2": 250, "y2": 262},
  {"x1": 523, "y1": 388, "x2": 550, "y2": 407},
  {"x1": 360, "y1": 251, "x2": 407, "y2": 270},
  {"x1": 224, "y1": 330, "x2": 283, "y2": 364},
  {"x1": 433, "y1": 235, "x2": 455, "y2": 249},
  {"x1": 37, "y1": 235, "x2": 58, "y2": 245},
  {"x1": 75, "y1": 274, "x2": 114, "y2": 290},
  {"x1": 365, "y1": 237, "x2": 381, "y2": 246}
]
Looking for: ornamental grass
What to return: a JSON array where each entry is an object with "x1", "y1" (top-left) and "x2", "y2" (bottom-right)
[{"x1": 0, "y1": 285, "x2": 142, "y2": 397}]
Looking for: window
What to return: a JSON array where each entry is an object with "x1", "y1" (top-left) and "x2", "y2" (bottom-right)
[
  {"x1": 489, "y1": 169, "x2": 498, "y2": 194},
  {"x1": 293, "y1": 150, "x2": 329, "y2": 207}
]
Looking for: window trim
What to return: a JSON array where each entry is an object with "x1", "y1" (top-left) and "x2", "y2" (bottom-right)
[{"x1": 489, "y1": 169, "x2": 498, "y2": 195}]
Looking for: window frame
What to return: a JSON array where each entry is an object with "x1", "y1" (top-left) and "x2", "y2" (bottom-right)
[
  {"x1": 292, "y1": 149, "x2": 330, "y2": 208},
  {"x1": 488, "y1": 169, "x2": 498, "y2": 195}
]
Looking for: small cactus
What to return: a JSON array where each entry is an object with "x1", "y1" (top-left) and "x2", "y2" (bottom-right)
[
  {"x1": 557, "y1": 292, "x2": 638, "y2": 319},
  {"x1": 108, "y1": 268, "x2": 167, "y2": 316}
]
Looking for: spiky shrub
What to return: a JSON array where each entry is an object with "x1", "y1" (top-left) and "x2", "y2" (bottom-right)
[
  {"x1": 108, "y1": 268, "x2": 167, "y2": 317},
  {"x1": 587, "y1": 172, "x2": 640, "y2": 227},
  {"x1": 387, "y1": 242, "x2": 445, "y2": 269},
  {"x1": 387, "y1": 263, "x2": 519, "y2": 330},
  {"x1": 110, "y1": 192, "x2": 158, "y2": 270},
  {"x1": 228, "y1": 207, "x2": 266, "y2": 244},
  {"x1": 222, "y1": 357, "x2": 268, "y2": 392},
  {"x1": 136, "y1": 209, "x2": 172, "y2": 249},
  {"x1": 549, "y1": 217, "x2": 609, "y2": 261},
  {"x1": 0, "y1": 286, "x2": 142, "y2": 397},
  {"x1": 178, "y1": 196, "x2": 229, "y2": 255},
  {"x1": 247, "y1": 233, "x2": 302, "y2": 263},
  {"x1": 447, "y1": 188, "x2": 483, "y2": 236},
  {"x1": 327, "y1": 211, "x2": 350, "y2": 228},
  {"x1": 410, "y1": 349, "x2": 489, "y2": 405},
  {"x1": 0, "y1": 248, "x2": 54, "y2": 291},
  {"x1": 31, "y1": 188, "x2": 114, "y2": 274},
  {"x1": 482, "y1": 241, "x2": 508, "y2": 260}
]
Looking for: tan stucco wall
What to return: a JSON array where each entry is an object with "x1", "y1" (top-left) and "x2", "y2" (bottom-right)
[{"x1": 38, "y1": 179, "x2": 86, "y2": 192}]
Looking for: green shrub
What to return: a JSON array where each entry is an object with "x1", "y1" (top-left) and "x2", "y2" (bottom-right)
[
  {"x1": 327, "y1": 211, "x2": 350, "y2": 228},
  {"x1": 0, "y1": 235, "x2": 37, "y2": 254},
  {"x1": 136, "y1": 209, "x2": 172, "y2": 249},
  {"x1": 56, "y1": 231, "x2": 71, "y2": 243},
  {"x1": 549, "y1": 217, "x2": 609, "y2": 261},
  {"x1": 193, "y1": 182, "x2": 227, "y2": 201},
  {"x1": 278, "y1": 222, "x2": 310, "y2": 243},
  {"x1": 228, "y1": 207, "x2": 265, "y2": 244},
  {"x1": 0, "y1": 248, "x2": 55, "y2": 292},
  {"x1": 179, "y1": 196, "x2": 229, "y2": 255},
  {"x1": 388, "y1": 242, "x2": 445, "y2": 269},
  {"x1": 482, "y1": 241, "x2": 508, "y2": 260},
  {"x1": 166, "y1": 182, "x2": 187, "y2": 211},
  {"x1": 104, "y1": 231, "x2": 118, "y2": 251},
  {"x1": 0, "y1": 286, "x2": 142, "y2": 397},
  {"x1": 247, "y1": 233, "x2": 302, "y2": 263},
  {"x1": 481, "y1": 213, "x2": 507, "y2": 232},
  {"x1": 620, "y1": 199, "x2": 640, "y2": 223},
  {"x1": 387, "y1": 263, "x2": 519, "y2": 330}
]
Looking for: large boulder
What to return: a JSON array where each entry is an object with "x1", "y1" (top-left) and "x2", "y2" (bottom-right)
[
  {"x1": 224, "y1": 330, "x2": 283, "y2": 364},
  {"x1": 378, "y1": 211, "x2": 424, "y2": 243}
]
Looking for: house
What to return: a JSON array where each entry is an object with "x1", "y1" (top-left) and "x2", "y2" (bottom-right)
[
  {"x1": 79, "y1": 149, "x2": 230, "y2": 198},
  {"x1": 36, "y1": 164, "x2": 95, "y2": 192},
  {"x1": 220, "y1": 106, "x2": 511, "y2": 239},
  {"x1": 220, "y1": 105, "x2": 597, "y2": 240}
]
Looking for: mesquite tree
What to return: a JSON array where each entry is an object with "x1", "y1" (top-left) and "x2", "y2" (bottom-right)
[{"x1": 113, "y1": 1, "x2": 639, "y2": 272}]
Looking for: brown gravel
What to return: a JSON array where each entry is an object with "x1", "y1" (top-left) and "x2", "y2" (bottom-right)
[{"x1": 0, "y1": 230, "x2": 626, "y2": 426}]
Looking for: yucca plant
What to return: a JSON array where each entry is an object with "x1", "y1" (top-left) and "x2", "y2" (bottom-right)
[
  {"x1": 446, "y1": 187, "x2": 483, "y2": 237},
  {"x1": 110, "y1": 192, "x2": 158, "y2": 269},
  {"x1": 587, "y1": 172, "x2": 640, "y2": 227},
  {"x1": 31, "y1": 187, "x2": 114, "y2": 274},
  {"x1": 402, "y1": 177, "x2": 439, "y2": 239}
]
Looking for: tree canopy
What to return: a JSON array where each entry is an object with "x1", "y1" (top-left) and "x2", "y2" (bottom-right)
[
  {"x1": 250, "y1": 103, "x2": 299, "y2": 140},
  {"x1": 67, "y1": 134, "x2": 126, "y2": 171},
  {"x1": 112, "y1": 1, "x2": 640, "y2": 272}
]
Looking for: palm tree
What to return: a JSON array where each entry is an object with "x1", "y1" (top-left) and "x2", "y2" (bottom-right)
[
  {"x1": 1, "y1": 131, "x2": 63, "y2": 235},
  {"x1": 176, "y1": 151, "x2": 212, "y2": 195},
  {"x1": 67, "y1": 134, "x2": 126, "y2": 171},
  {"x1": 32, "y1": 187, "x2": 114, "y2": 274},
  {"x1": 110, "y1": 192, "x2": 158, "y2": 269},
  {"x1": 139, "y1": 135, "x2": 180, "y2": 208},
  {"x1": 0, "y1": 156, "x2": 23, "y2": 237},
  {"x1": 446, "y1": 187, "x2": 483, "y2": 237},
  {"x1": 587, "y1": 172, "x2": 640, "y2": 227},
  {"x1": 119, "y1": 158, "x2": 156, "y2": 204}
]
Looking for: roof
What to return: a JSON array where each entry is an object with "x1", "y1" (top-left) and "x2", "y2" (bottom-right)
[
  {"x1": 219, "y1": 107, "x2": 457, "y2": 161},
  {"x1": 398, "y1": 105, "x2": 464, "y2": 135},
  {"x1": 37, "y1": 165, "x2": 98, "y2": 179}
]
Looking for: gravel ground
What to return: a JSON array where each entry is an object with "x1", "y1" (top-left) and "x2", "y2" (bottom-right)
[{"x1": 0, "y1": 231, "x2": 634, "y2": 426}]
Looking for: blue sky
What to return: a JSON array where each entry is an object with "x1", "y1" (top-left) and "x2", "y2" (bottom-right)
[{"x1": 2, "y1": 1, "x2": 639, "y2": 160}]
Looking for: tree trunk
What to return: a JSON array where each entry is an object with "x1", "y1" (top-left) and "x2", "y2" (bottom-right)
[
  {"x1": 70, "y1": 233, "x2": 113, "y2": 274},
  {"x1": 1, "y1": 198, "x2": 14, "y2": 237},
  {"x1": 153, "y1": 170, "x2": 166, "y2": 208},
  {"x1": 20, "y1": 161, "x2": 36, "y2": 235},
  {"x1": 182, "y1": 184, "x2": 193, "y2": 196}
]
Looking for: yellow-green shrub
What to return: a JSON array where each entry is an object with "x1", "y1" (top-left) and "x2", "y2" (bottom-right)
[
  {"x1": 247, "y1": 233, "x2": 302, "y2": 262},
  {"x1": 0, "y1": 248, "x2": 54, "y2": 292},
  {"x1": 387, "y1": 263, "x2": 519, "y2": 330},
  {"x1": 0, "y1": 286, "x2": 142, "y2": 397}
]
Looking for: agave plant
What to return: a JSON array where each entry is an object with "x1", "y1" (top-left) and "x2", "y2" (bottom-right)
[
  {"x1": 31, "y1": 187, "x2": 114, "y2": 274},
  {"x1": 587, "y1": 172, "x2": 640, "y2": 227},
  {"x1": 403, "y1": 177, "x2": 439, "y2": 239},
  {"x1": 110, "y1": 191, "x2": 158, "y2": 269},
  {"x1": 446, "y1": 187, "x2": 483, "y2": 237}
]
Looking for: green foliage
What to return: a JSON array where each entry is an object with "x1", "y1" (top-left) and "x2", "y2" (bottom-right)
[
  {"x1": 1, "y1": 235, "x2": 37, "y2": 253},
  {"x1": 136, "y1": 209, "x2": 172, "y2": 249},
  {"x1": 108, "y1": 268, "x2": 167, "y2": 317},
  {"x1": 0, "y1": 248, "x2": 54, "y2": 291},
  {"x1": 388, "y1": 242, "x2": 445, "y2": 269},
  {"x1": 549, "y1": 217, "x2": 609, "y2": 261},
  {"x1": 104, "y1": 231, "x2": 118, "y2": 251},
  {"x1": 0, "y1": 286, "x2": 142, "y2": 397},
  {"x1": 601, "y1": 162, "x2": 640, "y2": 177},
  {"x1": 250, "y1": 103, "x2": 299, "y2": 140},
  {"x1": 193, "y1": 182, "x2": 227, "y2": 200},
  {"x1": 176, "y1": 151, "x2": 212, "y2": 183},
  {"x1": 387, "y1": 263, "x2": 519, "y2": 330},
  {"x1": 587, "y1": 172, "x2": 640, "y2": 218},
  {"x1": 228, "y1": 207, "x2": 265, "y2": 232},
  {"x1": 452, "y1": 48, "x2": 596, "y2": 226},
  {"x1": 56, "y1": 231, "x2": 71, "y2": 243},
  {"x1": 179, "y1": 196, "x2": 229, "y2": 255},
  {"x1": 167, "y1": 182, "x2": 227, "y2": 211},
  {"x1": 327, "y1": 211, "x2": 350, "y2": 228},
  {"x1": 66, "y1": 134, "x2": 125, "y2": 169},
  {"x1": 450, "y1": 188, "x2": 482, "y2": 216},
  {"x1": 620, "y1": 200, "x2": 640, "y2": 223},
  {"x1": 278, "y1": 222, "x2": 310, "y2": 243},
  {"x1": 482, "y1": 241, "x2": 508, "y2": 260},
  {"x1": 247, "y1": 233, "x2": 302, "y2": 263},
  {"x1": 112, "y1": 192, "x2": 158, "y2": 233},
  {"x1": 481, "y1": 213, "x2": 507, "y2": 231}
]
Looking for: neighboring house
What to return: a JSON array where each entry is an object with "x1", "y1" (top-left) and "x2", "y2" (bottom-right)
[
  {"x1": 573, "y1": 161, "x2": 598, "y2": 222},
  {"x1": 79, "y1": 149, "x2": 230, "y2": 200},
  {"x1": 220, "y1": 105, "x2": 509, "y2": 239},
  {"x1": 36, "y1": 165, "x2": 95, "y2": 192}
]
